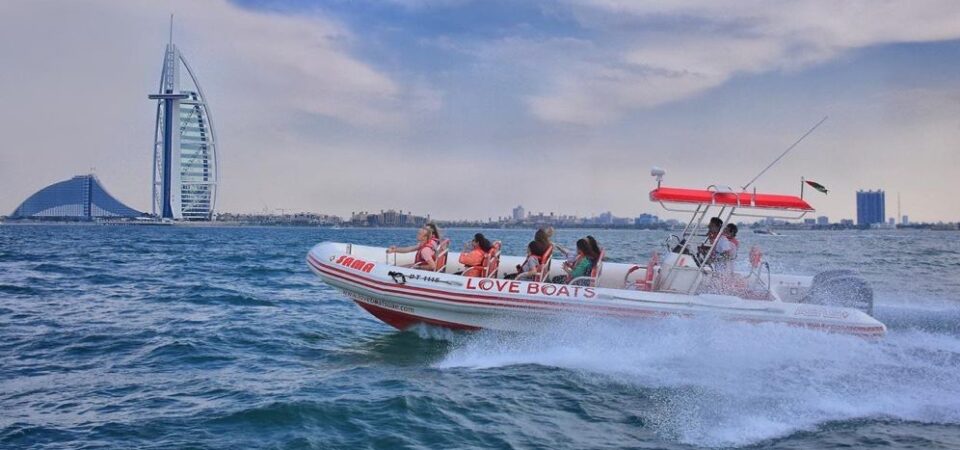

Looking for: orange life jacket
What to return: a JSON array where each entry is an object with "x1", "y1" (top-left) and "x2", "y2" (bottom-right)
[
  {"x1": 459, "y1": 247, "x2": 485, "y2": 268},
  {"x1": 415, "y1": 237, "x2": 439, "y2": 266}
]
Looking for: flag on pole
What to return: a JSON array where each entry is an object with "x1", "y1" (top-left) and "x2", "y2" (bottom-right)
[{"x1": 804, "y1": 179, "x2": 829, "y2": 194}]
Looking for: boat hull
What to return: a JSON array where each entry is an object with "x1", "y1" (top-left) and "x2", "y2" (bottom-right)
[{"x1": 306, "y1": 242, "x2": 886, "y2": 337}]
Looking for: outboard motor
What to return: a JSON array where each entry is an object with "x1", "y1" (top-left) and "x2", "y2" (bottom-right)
[{"x1": 802, "y1": 270, "x2": 874, "y2": 316}]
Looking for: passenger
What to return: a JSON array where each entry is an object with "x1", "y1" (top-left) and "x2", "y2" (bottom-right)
[
  {"x1": 505, "y1": 240, "x2": 545, "y2": 280},
  {"x1": 458, "y1": 233, "x2": 493, "y2": 277},
  {"x1": 554, "y1": 238, "x2": 599, "y2": 284},
  {"x1": 534, "y1": 226, "x2": 570, "y2": 258},
  {"x1": 698, "y1": 217, "x2": 723, "y2": 257},
  {"x1": 569, "y1": 235, "x2": 602, "y2": 269},
  {"x1": 715, "y1": 223, "x2": 751, "y2": 295},
  {"x1": 711, "y1": 231, "x2": 735, "y2": 273},
  {"x1": 586, "y1": 235, "x2": 601, "y2": 257},
  {"x1": 723, "y1": 224, "x2": 739, "y2": 260},
  {"x1": 386, "y1": 226, "x2": 438, "y2": 270},
  {"x1": 703, "y1": 224, "x2": 740, "y2": 295},
  {"x1": 424, "y1": 222, "x2": 442, "y2": 241}
]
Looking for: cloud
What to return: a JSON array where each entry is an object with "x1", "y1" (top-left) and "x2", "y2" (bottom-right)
[
  {"x1": 526, "y1": 0, "x2": 960, "y2": 124},
  {"x1": 0, "y1": 0, "x2": 957, "y2": 222},
  {"x1": 0, "y1": 0, "x2": 439, "y2": 214}
]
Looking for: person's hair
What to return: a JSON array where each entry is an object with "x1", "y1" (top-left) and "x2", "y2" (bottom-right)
[
  {"x1": 425, "y1": 222, "x2": 440, "y2": 239},
  {"x1": 534, "y1": 227, "x2": 551, "y2": 245},
  {"x1": 474, "y1": 233, "x2": 493, "y2": 252},
  {"x1": 725, "y1": 224, "x2": 738, "y2": 236},
  {"x1": 586, "y1": 235, "x2": 601, "y2": 256},
  {"x1": 576, "y1": 238, "x2": 599, "y2": 261},
  {"x1": 528, "y1": 240, "x2": 545, "y2": 256},
  {"x1": 709, "y1": 217, "x2": 723, "y2": 229}
]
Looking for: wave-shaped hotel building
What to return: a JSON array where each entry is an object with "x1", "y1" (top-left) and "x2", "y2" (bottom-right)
[
  {"x1": 9, "y1": 175, "x2": 142, "y2": 220},
  {"x1": 149, "y1": 27, "x2": 219, "y2": 221}
]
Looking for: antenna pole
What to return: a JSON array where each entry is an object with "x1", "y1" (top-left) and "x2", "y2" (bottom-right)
[{"x1": 742, "y1": 116, "x2": 828, "y2": 191}]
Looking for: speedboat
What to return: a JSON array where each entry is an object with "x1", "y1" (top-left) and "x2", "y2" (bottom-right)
[
  {"x1": 753, "y1": 228, "x2": 782, "y2": 236},
  {"x1": 306, "y1": 169, "x2": 885, "y2": 337}
]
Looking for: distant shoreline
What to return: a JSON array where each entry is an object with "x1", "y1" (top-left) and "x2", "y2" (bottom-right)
[{"x1": 1, "y1": 220, "x2": 957, "y2": 231}]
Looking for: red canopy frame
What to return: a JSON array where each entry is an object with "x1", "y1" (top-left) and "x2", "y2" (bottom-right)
[{"x1": 649, "y1": 187, "x2": 814, "y2": 212}]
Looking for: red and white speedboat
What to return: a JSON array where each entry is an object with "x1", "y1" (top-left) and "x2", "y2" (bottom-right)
[{"x1": 306, "y1": 170, "x2": 886, "y2": 337}]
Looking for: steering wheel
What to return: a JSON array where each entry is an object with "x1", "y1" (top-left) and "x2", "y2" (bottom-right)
[{"x1": 665, "y1": 234, "x2": 682, "y2": 252}]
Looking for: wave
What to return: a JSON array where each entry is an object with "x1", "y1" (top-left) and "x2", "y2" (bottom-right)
[
  {"x1": 169, "y1": 285, "x2": 277, "y2": 307},
  {"x1": 0, "y1": 284, "x2": 39, "y2": 296},
  {"x1": 435, "y1": 314, "x2": 960, "y2": 448}
]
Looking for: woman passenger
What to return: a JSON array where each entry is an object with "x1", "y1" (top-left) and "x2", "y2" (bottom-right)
[
  {"x1": 505, "y1": 240, "x2": 545, "y2": 280},
  {"x1": 555, "y1": 238, "x2": 599, "y2": 284},
  {"x1": 534, "y1": 226, "x2": 569, "y2": 258},
  {"x1": 425, "y1": 222, "x2": 442, "y2": 241},
  {"x1": 386, "y1": 226, "x2": 438, "y2": 270},
  {"x1": 458, "y1": 233, "x2": 493, "y2": 276},
  {"x1": 586, "y1": 235, "x2": 601, "y2": 257}
]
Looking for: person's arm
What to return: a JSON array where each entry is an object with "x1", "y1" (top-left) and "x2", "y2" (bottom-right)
[
  {"x1": 554, "y1": 243, "x2": 570, "y2": 257},
  {"x1": 519, "y1": 257, "x2": 539, "y2": 278},
  {"x1": 521, "y1": 267, "x2": 538, "y2": 279},
  {"x1": 388, "y1": 244, "x2": 419, "y2": 254},
  {"x1": 714, "y1": 238, "x2": 732, "y2": 258},
  {"x1": 459, "y1": 249, "x2": 483, "y2": 267},
  {"x1": 569, "y1": 258, "x2": 592, "y2": 278},
  {"x1": 419, "y1": 251, "x2": 436, "y2": 271}
]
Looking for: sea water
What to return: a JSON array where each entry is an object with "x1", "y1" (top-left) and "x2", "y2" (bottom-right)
[{"x1": 1, "y1": 225, "x2": 959, "y2": 449}]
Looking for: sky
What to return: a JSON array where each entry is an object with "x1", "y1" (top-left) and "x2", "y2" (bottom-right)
[{"x1": 1, "y1": 0, "x2": 959, "y2": 222}]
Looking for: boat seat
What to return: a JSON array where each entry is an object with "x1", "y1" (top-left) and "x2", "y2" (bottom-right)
[
  {"x1": 434, "y1": 239, "x2": 450, "y2": 273},
  {"x1": 485, "y1": 241, "x2": 502, "y2": 278},
  {"x1": 537, "y1": 245, "x2": 554, "y2": 282},
  {"x1": 625, "y1": 251, "x2": 659, "y2": 291}
]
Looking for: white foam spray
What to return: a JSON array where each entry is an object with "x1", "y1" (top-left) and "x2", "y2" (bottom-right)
[{"x1": 435, "y1": 313, "x2": 960, "y2": 447}]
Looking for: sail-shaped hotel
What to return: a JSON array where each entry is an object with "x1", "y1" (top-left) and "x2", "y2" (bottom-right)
[{"x1": 149, "y1": 24, "x2": 218, "y2": 221}]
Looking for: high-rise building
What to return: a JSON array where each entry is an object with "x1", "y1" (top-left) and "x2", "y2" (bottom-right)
[
  {"x1": 149, "y1": 20, "x2": 219, "y2": 221},
  {"x1": 597, "y1": 211, "x2": 613, "y2": 225},
  {"x1": 856, "y1": 190, "x2": 885, "y2": 226},
  {"x1": 816, "y1": 216, "x2": 829, "y2": 225},
  {"x1": 635, "y1": 213, "x2": 659, "y2": 226},
  {"x1": 512, "y1": 205, "x2": 525, "y2": 221}
]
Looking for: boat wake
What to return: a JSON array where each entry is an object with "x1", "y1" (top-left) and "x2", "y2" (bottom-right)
[{"x1": 434, "y1": 306, "x2": 960, "y2": 448}]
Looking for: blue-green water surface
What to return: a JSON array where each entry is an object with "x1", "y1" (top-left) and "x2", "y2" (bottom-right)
[{"x1": 1, "y1": 225, "x2": 959, "y2": 449}]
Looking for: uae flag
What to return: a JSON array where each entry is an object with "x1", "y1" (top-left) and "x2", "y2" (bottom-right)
[{"x1": 805, "y1": 180, "x2": 829, "y2": 194}]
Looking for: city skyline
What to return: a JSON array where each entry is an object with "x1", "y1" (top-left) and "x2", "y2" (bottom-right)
[{"x1": 2, "y1": 1, "x2": 960, "y2": 222}]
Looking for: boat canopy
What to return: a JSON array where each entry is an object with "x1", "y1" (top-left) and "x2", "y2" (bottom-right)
[{"x1": 649, "y1": 186, "x2": 814, "y2": 211}]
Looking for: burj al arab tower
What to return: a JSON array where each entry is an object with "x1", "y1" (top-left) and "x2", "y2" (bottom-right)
[{"x1": 149, "y1": 19, "x2": 219, "y2": 221}]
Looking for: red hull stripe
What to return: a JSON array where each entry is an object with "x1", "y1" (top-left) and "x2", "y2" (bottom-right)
[
  {"x1": 354, "y1": 301, "x2": 481, "y2": 331},
  {"x1": 308, "y1": 254, "x2": 884, "y2": 336}
]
